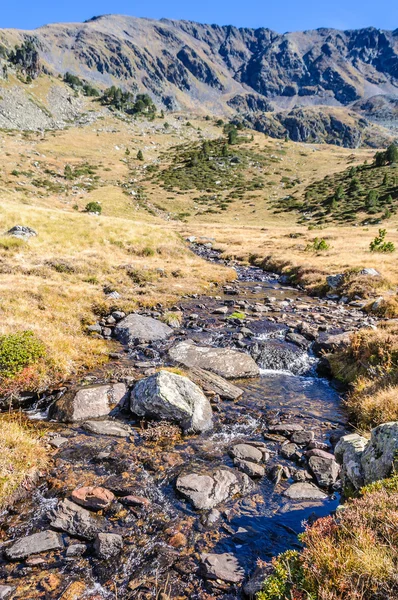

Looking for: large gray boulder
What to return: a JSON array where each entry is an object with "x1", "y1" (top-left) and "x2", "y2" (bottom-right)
[
  {"x1": 176, "y1": 468, "x2": 250, "y2": 509},
  {"x1": 48, "y1": 383, "x2": 127, "y2": 422},
  {"x1": 283, "y1": 482, "x2": 327, "y2": 500},
  {"x1": 335, "y1": 423, "x2": 398, "y2": 493},
  {"x1": 169, "y1": 341, "x2": 259, "y2": 379},
  {"x1": 334, "y1": 433, "x2": 367, "y2": 492},
  {"x1": 6, "y1": 225, "x2": 37, "y2": 240},
  {"x1": 131, "y1": 370, "x2": 213, "y2": 433},
  {"x1": 5, "y1": 531, "x2": 63, "y2": 560},
  {"x1": 114, "y1": 314, "x2": 172, "y2": 345},
  {"x1": 308, "y1": 455, "x2": 340, "y2": 488},
  {"x1": 313, "y1": 331, "x2": 352, "y2": 355},
  {"x1": 361, "y1": 422, "x2": 398, "y2": 484}
]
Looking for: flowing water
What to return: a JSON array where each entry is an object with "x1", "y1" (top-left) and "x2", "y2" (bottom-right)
[{"x1": 0, "y1": 245, "x2": 372, "y2": 599}]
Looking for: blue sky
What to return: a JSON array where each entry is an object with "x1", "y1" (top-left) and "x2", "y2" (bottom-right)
[{"x1": 2, "y1": 0, "x2": 397, "y2": 32}]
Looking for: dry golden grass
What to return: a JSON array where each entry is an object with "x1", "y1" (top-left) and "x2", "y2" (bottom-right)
[
  {"x1": 0, "y1": 415, "x2": 48, "y2": 508},
  {"x1": 0, "y1": 200, "x2": 233, "y2": 393}
]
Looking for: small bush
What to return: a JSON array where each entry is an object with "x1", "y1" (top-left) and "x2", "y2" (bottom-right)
[
  {"x1": 85, "y1": 201, "x2": 102, "y2": 214},
  {"x1": 0, "y1": 331, "x2": 46, "y2": 380},
  {"x1": 370, "y1": 229, "x2": 395, "y2": 253},
  {"x1": 305, "y1": 237, "x2": 330, "y2": 252}
]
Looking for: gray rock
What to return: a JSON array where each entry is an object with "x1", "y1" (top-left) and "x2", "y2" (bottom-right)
[
  {"x1": 201, "y1": 552, "x2": 244, "y2": 583},
  {"x1": 188, "y1": 366, "x2": 243, "y2": 400},
  {"x1": 268, "y1": 423, "x2": 303, "y2": 435},
  {"x1": 66, "y1": 544, "x2": 86, "y2": 557},
  {"x1": 82, "y1": 420, "x2": 133, "y2": 437},
  {"x1": 131, "y1": 370, "x2": 213, "y2": 433},
  {"x1": 213, "y1": 306, "x2": 229, "y2": 315},
  {"x1": 50, "y1": 498, "x2": 100, "y2": 540},
  {"x1": 243, "y1": 565, "x2": 273, "y2": 596},
  {"x1": 0, "y1": 586, "x2": 15, "y2": 600},
  {"x1": 93, "y1": 533, "x2": 123, "y2": 559},
  {"x1": 234, "y1": 458, "x2": 265, "y2": 478},
  {"x1": 313, "y1": 332, "x2": 352, "y2": 355},
  {"x1": 281, "y1": 443, "x2": 299, "y2": 460},
  {"x1": 111, "y1": 311, "x2": 126, "y2": 321},
  {"x1": 6, "y1": 225, "x2": 37, "y2": 239},
  {"x1": 326, "y1": 274, "x2": 344, "y2": 290},
  {"x1": 308, "y1": 456, "x2": 340, "y2": 488},
  {"x1": 283, "y1": 482, "x2": 327, "y2": 500},
  {"x1": 5, "y1": 530, "x2": 63, "y2": 560},
  {"x1": 334, "y1": 433, "x2": 368, "y2": 491},
  {"x1": 291, "y1": 430, "x2": 315, "y2": 445},
  {"x1": 169, "y1": 341, "x2": 259, "y2": 379},
  {"x1": 114, "y1": 314, "x2": 172, "y2": 345},
  {"x1": 360, "y1": 268, "x2": 380, "y2": 277},
  {"x1": 230, "y1": 443, "x2": 263, "y2": 464},
  {"x1": 49, "y1": 436, "x2": 69, "y2": 448},
  {"x1": 361, "y1": 422, "x2": 398, "y2": 484},
  {"x1": 285, "y1": 332, "x2": 311, "y2": 350},
  {"x1": 49, "y1": 383, "x2": 127, "y2": 422},
  {"x1": 176, "y1": 469, "x2": 247, "y2": 510}
]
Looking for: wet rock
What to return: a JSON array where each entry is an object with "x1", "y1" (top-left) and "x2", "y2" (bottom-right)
[
  {"x1": 201, "y1": 552, "x2": 244, "y2": 583},
  {"x1": 298, "y1": 322, "x2": 317, "y2": 341},
  {"x1": 114, "y1": 314, "x2": 172, "y2": 345},
  {"x1": 268, "y1": 464, "x2": 290, "y2": 484},
  {"x1": 176, "y1": 469, "x2": 248, "y2": 510},
  {"x1": 66, "y1": 544, "x2": 86, "y2": 557},
  {"x1": 188, "y1": 366, "x2": 243, "y2": 400},
  {"x1": 82, "y1": 420, "x2": 133, "y2": 437},
  {"x1": 234, "y1": 458, "x2": 265, "y2": 478},
  {"x1": 6, "y1": 225, "x2": 37, "y2": 239},
  {"x1": 283, "y1": 482, "x2": 327, "y2": 500},
  {"x1": 308, "y1": 456, "x2": 340, "y2": 488},
  {"x1": 230, "y1": 443, "x2": 263, "y2": 463},
  {"x1": 313, "y1": 331, "x2": 352, "y2": 355},
  {"x1": 169, "y1": 341, "x2": 259, "y2": 379},
  {"x1": 251, "y1": 340, "x2": 311, "y2": 375},
  {"x1": 285, "y1": 332, "x2": 311, "y2": 350},
  {"x1": 292, "y1": 469, "x2": 313, "y2": 482},
  {"x1": 104, "y1": 475, "x2": 137, "y2": 496},
  {"x1": 268, "y1": 423, "x2": 303, "y2": 435},
  {"x1": 5, "y1": 530, "x2": 63, "y2": 560},
  {"x1": 49, "y1": 383, "x2": 127, "y2": 422},
  {"x1": 290, "y1": 430, "x2": 315, "y2": 445},
  {"x1": 131, "y1": 370, "x2": 213, "y2": 433},
  {"x1": 50, "y1": 498, "x2": 100, "y2": 540},
  {"x1": 0, "y1": 587, "x2": 15, "y2": 600},
  {"x1": 120, "y1": 495, "x2": 150, "y2": 507},
  {"x1": 93, "y1": 533, "x2": 123, "y2": 559},
  {"x1": 280, "y1": 443, "x2": 299, "y2": 460},
  {"x1": 71, "y1": 486, "x2": 115, "y2": 511}
]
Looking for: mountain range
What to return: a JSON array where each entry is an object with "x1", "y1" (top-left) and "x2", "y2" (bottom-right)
[{"x1": 0, "y1": 15, "x2": 397, "y2": 146}]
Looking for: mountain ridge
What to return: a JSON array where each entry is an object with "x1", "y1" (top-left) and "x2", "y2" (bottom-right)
[{"x1": 0, "y1": 14, "x2": 397, "y2": 146}]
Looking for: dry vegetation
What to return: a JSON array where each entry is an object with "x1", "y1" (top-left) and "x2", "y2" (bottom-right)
[
  {"x1": 258, "y1": 476, "x2": 398, "y2": 600},
  {"x1": 0, "y1": 414, "x2": 48, "y2": 508}
]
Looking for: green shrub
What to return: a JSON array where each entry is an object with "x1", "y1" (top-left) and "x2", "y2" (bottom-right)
[
  {"x1": 0, "y1": 331, "x2": 46, "y2": 379},
  {"x1": 257, "y1": 550, "x2": 315, "y2": 600},
  {"x1": 306, "y1": 237, "x2": 330, "y2": 252},
  {"x1": 370, "y1": 229, "x2": 395, "y2": 253},
  {"x1": 85, "y1": 201, "x2": 102, "y2": 214}
]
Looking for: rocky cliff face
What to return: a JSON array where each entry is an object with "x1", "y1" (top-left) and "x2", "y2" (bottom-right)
[{"x1": 0, "y1": 15, "x2": 397, "y2": 146}]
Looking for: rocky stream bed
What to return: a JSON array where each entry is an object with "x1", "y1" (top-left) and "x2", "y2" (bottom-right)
[{"x1": 0, "y1": 243, "x2": 378, "y2": 600}]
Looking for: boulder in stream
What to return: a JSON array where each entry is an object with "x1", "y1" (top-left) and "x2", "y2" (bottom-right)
[
  {"x1": 49, "y1": 383, "x2": 128, "y2": 423},
  {"x1": 176, "y1": 468, "x2": 250, "y2": 509},
  {"x1": 201, "y1": 552, "x2": 244, "y2": 583},
  {"x1": 188, "y1": 366, "x2": 243, "y2": 400},
  {"x1": 283, "y1": 482, "x2": 327, "y2": 500},
  {"x1": 131, "y1": 370, "x2": 213, "y2": 433},
  {"x1": 169, "y1": 341, "x2": 259, "y2": 379},
  {"x1": 93, "y1": 533, "x2": 123, "y2": 559},
  {"x1": 250, "y1": 339, "x2": 312, "y2": 375},
  {"x1": 50, "y1": 498, "x2": 101, "y2": 540},
  {"x1": 71, "y1": 486, "x2": 115, "y2": 511},
  {"x1": 114, "y1": 314, "x2": 172, "y2": 345},
  {"x1": 308, "y1": 455, "x2": 340, "y2": 488}
]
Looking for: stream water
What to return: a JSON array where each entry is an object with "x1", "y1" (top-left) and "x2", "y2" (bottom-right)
[{"x1": 0, "y1": 245, "x2": 374, "y2": 599}]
